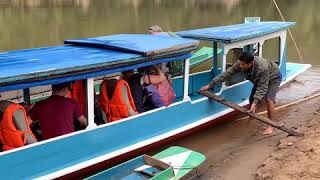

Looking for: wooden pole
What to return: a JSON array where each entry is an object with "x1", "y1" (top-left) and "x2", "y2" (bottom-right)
[
  {"x1": 237, "y1": 93, "x2": 320, "y2": 121},
  {"x1": 199, "y1": 90, "x2": 303, "y2": 136}
]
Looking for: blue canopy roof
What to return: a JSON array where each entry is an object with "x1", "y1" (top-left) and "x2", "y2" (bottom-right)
[
  {"x1": 176, "y1": 21, "x2": 295, "y2": 43},
  {"x1": 0, "y1": 34, "x2": 198, "y2": 92},
  {"x1": 65, "y1": 34, "x2": 198, "y2": 56}
]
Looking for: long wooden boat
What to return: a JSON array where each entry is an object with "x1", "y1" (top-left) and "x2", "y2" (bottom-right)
[{"x1": 0, "y1": 21, "x2": 310, "y2": 179}]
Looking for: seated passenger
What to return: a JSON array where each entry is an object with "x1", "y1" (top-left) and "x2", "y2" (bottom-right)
[
  {"x1": 0, "y1": 101, "x2": 37, "y2": 151},
  {"x1": 148, "y1": 25, "x2": 164, "y2": 35},
  {"x1": 148, "y1": 25, "x2": 178, "y2": 39},
  {"x1": 67, "y1": 80, "x2": 104, "y2": 126},
  {"x1": 122, "y1": 70, "x2": 146, "y2": 113},
  {"x1": 30, "y1": 82, "x2": 87, "y2": 140},
  {"x1": 100, "y1": 78, "x2": 138, "y2": 123},
  {"x1": 67, "y1": 80, "x2": 87, "y2": 117},
  {"x1": 142, "y1": 65, "x2": 176, "y2": 107}
]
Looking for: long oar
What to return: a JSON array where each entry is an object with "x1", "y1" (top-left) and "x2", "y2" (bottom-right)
[{"x1": 199, "y1": 90, "x2": 303, "y2": 137}]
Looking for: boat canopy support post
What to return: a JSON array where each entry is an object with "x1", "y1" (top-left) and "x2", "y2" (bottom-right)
[
  {"x1": 199, "y1": 90, "x2": 303, "y2": 137},
  {"x1": 279, "y1": 30, "x2": 287, "y2": 80},
  {"x1": 86, "y1": 78, "x2": 97, "y2": 130},
  {"x1": 23, "y1": 88, "x2": 30, "y2": 105},
  {"x1": 183, "y1": 58, "x2": 190, "y2": 101},
  {"x1": 217, "y1": 43, "x2": 229, "y2": 92},
  {"x1": 213, "y1": 41, "x2": 218, "y2": 75},
  {"x1": 258, "y1": 41, "x2": 265, "y2": 57},
  {"x1": 221, "y1": 43, "x2": 228, "y2": 73}
]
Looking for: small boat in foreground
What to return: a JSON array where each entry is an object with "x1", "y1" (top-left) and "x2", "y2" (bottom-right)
[{"x1": 86, "y1": 146, "x2": 205, "y2": 180}]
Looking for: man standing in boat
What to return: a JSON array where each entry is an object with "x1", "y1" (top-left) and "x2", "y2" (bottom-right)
[{"x1": 200, "y1": 51, "x2": 282, "y2": 135}]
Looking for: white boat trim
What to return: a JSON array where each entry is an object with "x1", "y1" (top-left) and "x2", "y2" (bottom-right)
[
  {"x1": 0, "y1": 97, "x2": 190, "y2": 156},
  {"x1": 35, "y1": 100, "x2": 249, "y2": 180}
]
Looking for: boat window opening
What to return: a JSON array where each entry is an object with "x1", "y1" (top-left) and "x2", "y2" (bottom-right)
[
  {"x1": 189, "y1": 41, "x2": 213, "y2": 74},
  {"x1": 224, "y1": 47, "x2": 247, "y2": 87},
  {"x1": 0, "y1": 80, "x2": 97, "y2": 147},
  {"x1": 0, "y1": 60, "x2": 184, "y2": 148},
  {"x1": 174, "y1": 41, "x2": 222, "y2": 101},
  {"x1": 0, "y1": 85, "x2": 53, "y2": 104},
  {"x1": 222, "y1": 36, "x2": 282, "y2": 88},
  {"x1": 0, "y1": 60, "x2": 184, "y2": 146},
  {"x1": 171, "y1": 41, "x2": 213, "y2": 77},
  {"x1": 259, "y1": 37, "x2": 280, "y2": 65},
  {"x1": 95, "y1": 61, "x2": 185, "y2": 124}
]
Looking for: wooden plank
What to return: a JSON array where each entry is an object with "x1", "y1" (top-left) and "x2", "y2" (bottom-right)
[{"x1": 199, "y1": 90, "x2": 303, "y2": 136}]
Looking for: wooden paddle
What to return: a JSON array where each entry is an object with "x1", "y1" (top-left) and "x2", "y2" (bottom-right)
[{"x1": 199, "y1": 90, "x2": 303, "y2": 137}]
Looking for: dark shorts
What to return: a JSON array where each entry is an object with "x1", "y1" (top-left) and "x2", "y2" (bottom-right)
[{"x1": 249, "y1": 78, "x2": 281, "y2": 104}]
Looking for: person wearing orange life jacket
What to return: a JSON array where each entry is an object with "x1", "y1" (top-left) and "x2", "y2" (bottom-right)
[
  {"x1": 67, "y1": 80, "x2": 87, "y2": 117},
  {"x1": 122, "y1": 70, "x2": 146, "y2": 113},
  {"x1": 0, "y1": 101, "x2": 37, "y2": 151},
  {"x1": 67, "y1": 80, "x2": 105, "y2": 126},
  {"x1": 99, "y1": 78, "x2": 138, "y2": 122}
]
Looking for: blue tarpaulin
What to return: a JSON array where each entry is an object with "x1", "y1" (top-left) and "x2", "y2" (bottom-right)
[
  {"x1": 176, "y1": 21, "x2": 295, "y2": 43},
  {"x1": 0, "y1": 34, "x2": 198, "y2": 91},
  {"x1": 65, "y1": 34, "x2": 198, "y2": 56}
]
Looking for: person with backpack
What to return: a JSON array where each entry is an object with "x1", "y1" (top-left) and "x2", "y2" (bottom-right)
[{"x1": 142, "y1": 65, "x2": 176, "y2": 109}]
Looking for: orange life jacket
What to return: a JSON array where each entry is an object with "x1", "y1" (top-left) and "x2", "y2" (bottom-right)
[
  {"x1": 0, "y1": 103, "x2": 36, "y2": 151},
  {"x1": 99, "y1": 80, "x2": 138, "y2": 122},
  {"x1": 67, "y1": 80, "x2": 87, "y2": 116}
]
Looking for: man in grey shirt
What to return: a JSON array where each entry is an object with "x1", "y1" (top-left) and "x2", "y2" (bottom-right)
[{"x1": 200, "y1": 51, "x2": 282, "y2": 135}]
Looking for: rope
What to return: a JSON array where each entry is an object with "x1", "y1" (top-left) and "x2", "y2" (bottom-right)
[{"x1": 271, "y1": 0, "x2": 304, "y2": 63}]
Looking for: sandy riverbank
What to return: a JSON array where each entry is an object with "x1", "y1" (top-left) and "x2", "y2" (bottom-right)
[
  {"x1": 197, "y1": 95, "x2": 320, "y2": 180},
  {"x1": 163, "y1": 67, "x2": 320, "y2": 180},
  {"x1": 256, "y1": 105, "x2": 320, "y2": 180}
]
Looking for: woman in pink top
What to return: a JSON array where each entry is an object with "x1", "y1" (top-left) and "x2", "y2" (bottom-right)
[{"x1": 141, "y1": 65, "x2": 176, "y2": 107}]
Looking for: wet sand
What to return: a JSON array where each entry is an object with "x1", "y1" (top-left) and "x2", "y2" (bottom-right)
[
  {"x1": 158, "y1": 66, "x2": 320, "y2": 180},
  {"x1": 256, "y1": 109, "x2": 320, "y2": 180}
]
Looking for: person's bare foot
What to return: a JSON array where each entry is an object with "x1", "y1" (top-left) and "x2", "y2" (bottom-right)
[{"x1": 262, "y1": 126, "x2": 273, "y2": 135}]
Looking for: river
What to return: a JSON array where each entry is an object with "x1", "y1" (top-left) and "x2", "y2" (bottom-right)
[{"x1": 0, "y1": 0, "x2": 319, "y2": 65}]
